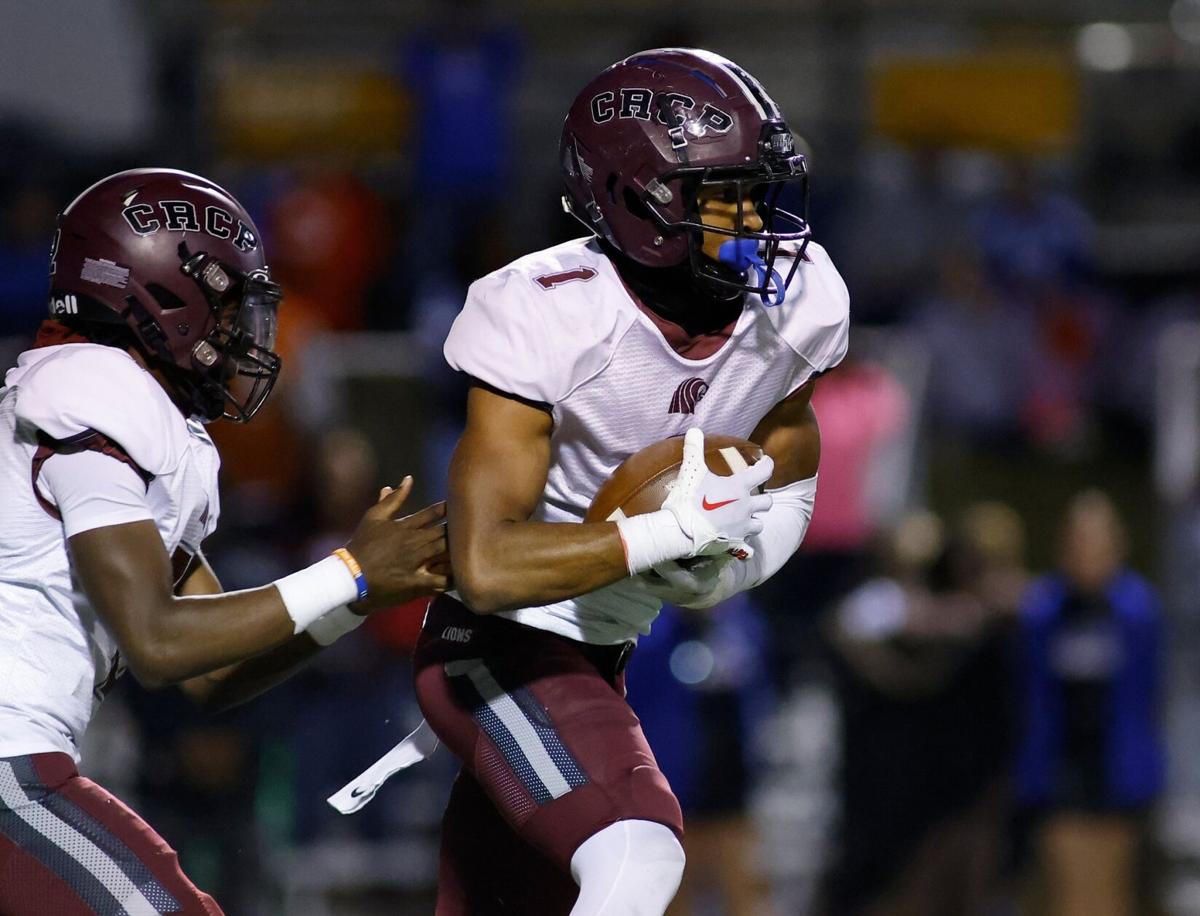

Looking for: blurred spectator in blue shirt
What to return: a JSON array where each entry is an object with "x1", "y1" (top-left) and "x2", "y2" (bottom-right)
[
  {"x1": 974, "y1": 159, "x2": 1093, "y2": 298},
  {"x1": 1015, "y1": 489, "x2": 1164, "y2": 916},
  {"x1": 911, "y1": 243, "x2": 1036, "y2": 447},
  {"x1": 967, "y1": 160, "x2": 1113, "y2": 456},
  {"x1": 399, "y1": 1, "x2": 522, "y2": 281},
  {"x1": 402, "y1": 8, "x2": 521, "y2": 196}
]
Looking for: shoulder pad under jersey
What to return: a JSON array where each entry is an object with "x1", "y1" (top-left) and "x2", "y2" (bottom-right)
[
  {"x1": 11, "y1": 344, "x2": 192, "y2": 476},
  {"x1": 759, "y1": 241, "x2": 850, "y2": 382},
  {"x1": 443, "y1": 239, "x2": 636, "y2": 405}
]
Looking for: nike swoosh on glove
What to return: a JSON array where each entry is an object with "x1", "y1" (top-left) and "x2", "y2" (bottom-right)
[{"x1": 661, "y1": 427, "x2": 774, "y2": 560}]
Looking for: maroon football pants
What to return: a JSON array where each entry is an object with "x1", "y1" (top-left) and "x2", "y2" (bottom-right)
[
  {"x1": 0, "y1": 752, "x2": 221, "y2": 915},
  {"x1": 414, "y1": 595, "x2": 683, "y2": 915}
]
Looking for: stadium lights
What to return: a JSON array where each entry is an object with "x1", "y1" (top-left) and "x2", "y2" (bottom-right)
[
  {"x1": 1170, "y1": 0, "x2": 1200, "y2": 44},
  {"x1": 1076, "y1": 22, "x2": 1136, "y2": 71}
]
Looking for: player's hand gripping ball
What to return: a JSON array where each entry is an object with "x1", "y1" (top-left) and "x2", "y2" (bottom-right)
[{"x1": 586, "y1": 433, "x2": 766, "y2": 573}]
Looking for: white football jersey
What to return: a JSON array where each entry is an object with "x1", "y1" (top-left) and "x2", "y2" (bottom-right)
[
  {"x1": 0, "y1": 344, "x2": 220, "y2": 760},
  {"x1": 444, "y1": 237, "x2": 849, "y2": 644}
]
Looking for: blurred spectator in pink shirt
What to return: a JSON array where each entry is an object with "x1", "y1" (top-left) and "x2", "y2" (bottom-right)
[
  {"x1": 759, "y1": 349, "x2": 913, "y2": 686},
  {"x1": 806, "y1": 357, "x2": 911, "y2": 551}
]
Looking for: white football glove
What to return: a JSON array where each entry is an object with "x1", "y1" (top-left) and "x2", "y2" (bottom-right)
[
  {"x1": 661, "y1": 427, "x2": 773, "y2": 560},
  {"x1": 641, "y1": 554, "x2": 737, "y2": 608}
]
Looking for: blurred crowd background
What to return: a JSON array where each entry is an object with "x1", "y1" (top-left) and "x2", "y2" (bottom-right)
[{"x1": 4, "y1": 0, "x2": 1200, "y2": 913}]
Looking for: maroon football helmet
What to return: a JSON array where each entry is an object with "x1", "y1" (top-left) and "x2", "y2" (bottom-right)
[
  {"x1": 48, "y1": 168, "x2": 282, "y2": 422},
  {"x1": 560, "y1": 48, "x2": 810, "y2": 300}
]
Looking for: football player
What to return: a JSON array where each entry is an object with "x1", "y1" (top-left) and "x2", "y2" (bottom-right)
[
  {"x1": 0, "y1": 169, "x2": 448, "y2": 914},
  {"x1": 425, "y1": 49, "x2": 848, "y2": 914}
]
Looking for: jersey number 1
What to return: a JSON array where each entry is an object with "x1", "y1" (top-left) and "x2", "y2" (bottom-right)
[{"x1": 534, "y1": 267, "x2": 597, "y2": 290}]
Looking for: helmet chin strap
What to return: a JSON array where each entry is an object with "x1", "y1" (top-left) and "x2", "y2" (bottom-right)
[{"x1": 717, "y1": 239, "x2": 785, "y2": 305}]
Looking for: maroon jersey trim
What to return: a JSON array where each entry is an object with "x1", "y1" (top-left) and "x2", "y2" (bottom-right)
[
  {"x1": 31, "y1": 430, "x2": 155, "y2": 521},
  {"x1": 613, "y1": 274, "x2": 739, "y2": 361}
]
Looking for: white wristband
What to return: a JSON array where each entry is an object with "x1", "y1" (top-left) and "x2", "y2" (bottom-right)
[
  {"x1": 615, "y1": 510, "x2": 693, "y2": 575},
  {"x1": 306, "y1": 604, "x2": 368, "y2": 646},
  {"x1": 274, "y1": 555, "x2": 361, "y2": 635}
]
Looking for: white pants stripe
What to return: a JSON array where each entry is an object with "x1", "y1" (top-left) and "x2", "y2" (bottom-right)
[
  {"x1": 445, "y1": 658, "x2": 574, "y2": 799},
  {"x1": 0, "y1": 761, "x2": 162, "y2": 914}
]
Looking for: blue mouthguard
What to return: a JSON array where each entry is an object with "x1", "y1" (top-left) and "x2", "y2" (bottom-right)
[{"x1": 717, "y1": 239, "x2": 785, "y2": 305}]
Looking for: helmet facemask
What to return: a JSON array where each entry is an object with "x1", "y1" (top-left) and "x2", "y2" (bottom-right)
[
  {"x1": 642, "y1": 125, "x2": 811, "y2": 304},
  {"x1": 177, "y1": 246, "x2": 283, "y2": 423}
]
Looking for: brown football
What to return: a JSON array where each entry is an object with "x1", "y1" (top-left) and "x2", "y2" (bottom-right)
[{"x1": 585, "y1": 434, "x2": 765, "y2": 524}]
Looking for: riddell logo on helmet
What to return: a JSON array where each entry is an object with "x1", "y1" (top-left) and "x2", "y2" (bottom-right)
[
  {"x1": 120, "y1": 201, "x2": 259, "y2": 252},
  {"x1": 49, "y1": 293, "x2": 78, "y2": 316}
]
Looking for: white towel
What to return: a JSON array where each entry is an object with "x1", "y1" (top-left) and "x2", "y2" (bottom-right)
[{"x1": 327, "y1": 719, "x2": 440, "y2": 814}]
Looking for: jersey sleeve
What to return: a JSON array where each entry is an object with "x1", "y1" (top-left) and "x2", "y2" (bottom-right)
[
  {"x1": 443, "y1": 264, "x2": 626, "y2": 406},
  {"x1": 37, "y1": 449, "x2": 154, "y2": 539},
  {"x1": 770, "y1": 241, "x2": 851, "y2": 391},
  {"x1": 14, "y1": 345, "x2": 190, "y2": 477}
]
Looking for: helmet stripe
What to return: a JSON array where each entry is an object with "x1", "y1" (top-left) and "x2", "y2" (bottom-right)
[
  {"x1": 682, "y1": 49, "x2": 770, "y2": 120},
  {"x1": 723, "y1": 60, "x2": 782, "y2": 120},
  {"x1": 61, "y1": 173, "x2": 123, "y2": 217}
]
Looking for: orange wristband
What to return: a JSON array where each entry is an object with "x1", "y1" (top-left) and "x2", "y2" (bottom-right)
[{"x1": 332, "y1": 547, "x2": 368, "y2": 601}]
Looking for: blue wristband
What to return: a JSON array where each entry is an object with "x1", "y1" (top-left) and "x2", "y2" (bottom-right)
[{"x1": 332, "y1": 547, "x2": 369, "y2": 602}]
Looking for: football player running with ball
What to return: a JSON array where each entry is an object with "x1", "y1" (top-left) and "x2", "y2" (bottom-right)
[
  {"x1": 420, "y1": 49, "x2": 848, "y2": 914},
  {"x1": 0, "y1": 169, "x2": 448, "y2": 914}
]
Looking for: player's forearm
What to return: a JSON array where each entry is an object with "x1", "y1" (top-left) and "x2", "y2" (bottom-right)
[
  {"x1": 77, "y1": 520, "x2": 384, "y2": 690},
  {"x1": 172, "y1": 552, "x2": 349, "y2": 711},
  {"x1": 125, "y1": 587, "x2": 297, "y2": 689},
  {"x1": 180, "y1": 633, "x2": 323, "y2": 713},
  {"x1": 453, "y1": 520, "x2": 629, "y2": 614}
]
